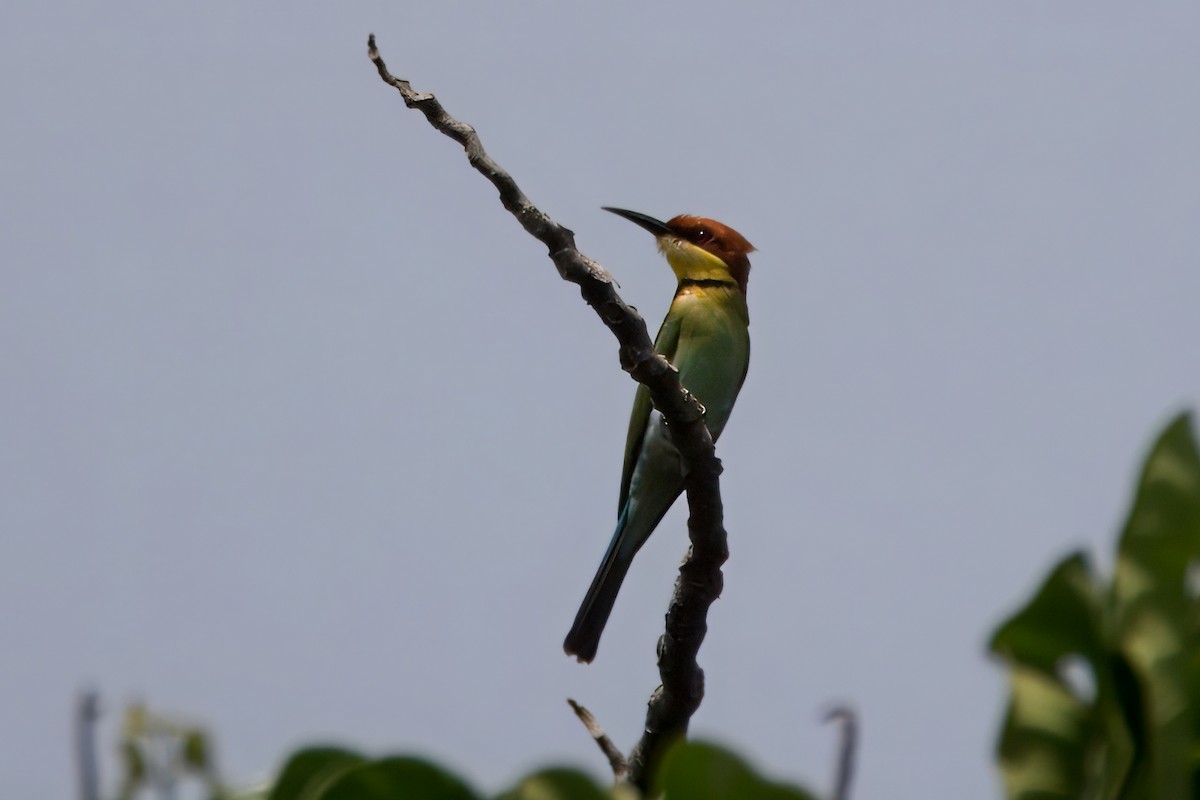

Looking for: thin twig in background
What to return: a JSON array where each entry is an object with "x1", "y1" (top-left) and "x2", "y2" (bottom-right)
[
  {"x1": 367, "y1": 34, "x2": 731, "y2": 790},
  {"x1": 567, "y1": 698, "x2": 628, "y2": 781},
  {"x1": 75, "y1": 690, "x2": 101, "y2": 800},
  {"x1": 824, "y1": 705, "x2": 858, "y2": 800}
]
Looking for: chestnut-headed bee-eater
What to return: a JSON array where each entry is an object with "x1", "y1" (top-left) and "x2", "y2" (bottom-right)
[{"x1": 564, "y1": 207, "x2": 754, "y2": 663}]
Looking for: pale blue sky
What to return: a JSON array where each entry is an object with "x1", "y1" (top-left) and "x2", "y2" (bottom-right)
[{"x1": 3, "y1": 2, "x2": 1199, "y2": 798}]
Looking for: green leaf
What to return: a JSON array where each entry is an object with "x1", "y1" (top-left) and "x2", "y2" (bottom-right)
[
  {"x1": 115, "y1": 739, "x2": 146, "y2": 800},
  {"x1": 655, "y1": 741, "x2": 816, "y2": 800},
  {"x1": 120, "y1": 739, "x2": 146, "y2": 785},
  {"x1": 1112, "y1": 413, "x2": 1200, "y2": 799},
  {"x1": 994, "y1": 663, "x2": 1110, "y2": 799},
  {"x1": 314, "y1": 756, "x2": 479, "y2": 800},
  {"x1": 990, "y1": 553, "x2": 1106, "y2": 676},
  {"x1": 990, "y1": 413, "x2": 1200, "y2": 799},
  {"x1": 990, "y1": 553, "x2": 1133, "y2": 798},
  {"x1": 268, "y1": 747, "x2": 366, "y2": 800},
  {"x1": 494, "y1": 767, "x2": 612, "y2": 800},
  {"x1": 184, "y1": 729, "x2": 211, "y2": 772}
]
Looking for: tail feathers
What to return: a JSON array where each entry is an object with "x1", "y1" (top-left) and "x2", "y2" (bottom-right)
[{"x1": 563, "y1": 514, "x2": 636, "y2": 663}]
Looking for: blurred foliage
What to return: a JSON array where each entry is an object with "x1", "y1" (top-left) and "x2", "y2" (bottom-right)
[
  {"x1": 114, "y1": 702, "x2": 244, "y2": 800},
  {"x1": 652, "y1": 741, "x2": 817, "y2": 800},
  {"x1": 990, "y1": 412, "x2": 1200, "y2": 799},
  {"x1": 96, "y1": 413, "x2": 1200, "y2": 800},
  {"x1": 266, "y1": 741, "x2": 815, "y2": 800}
]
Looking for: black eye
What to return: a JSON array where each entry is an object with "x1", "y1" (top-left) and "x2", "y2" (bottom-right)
[{"x1": 693, "y1": 228, "x2": 713, "y2": 244}]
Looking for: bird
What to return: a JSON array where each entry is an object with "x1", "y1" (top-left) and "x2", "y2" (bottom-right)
[{"x1": 563, "y1": 207, "x2": 754, "y2": 663}]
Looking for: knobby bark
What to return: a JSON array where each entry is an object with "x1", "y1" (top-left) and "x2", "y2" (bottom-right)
[{"x1": 367, "y1": 34, "x2": 729, "y2": 791}]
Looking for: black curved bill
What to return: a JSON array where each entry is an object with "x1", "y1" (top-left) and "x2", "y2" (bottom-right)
[{"x1": 602, "y1": 207, "x2": 671, "y2": 236}]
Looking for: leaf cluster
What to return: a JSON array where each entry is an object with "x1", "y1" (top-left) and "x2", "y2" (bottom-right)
[
  {"x1": 263, "y1": 741, "x2": 816, "y2": 800},
  {"x1": 990, "y1": 413, "x2": 1200, "y2": 799}
]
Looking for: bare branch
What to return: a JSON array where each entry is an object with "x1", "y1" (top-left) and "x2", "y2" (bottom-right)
[
  {"x1": 368, "y1": 35, "x2": 730, "y2": 791},
  {"x1": 624, "y1": 464, "x2": 729, "y2": 782},
  {"x1": 567, "y1": 699, "x2": 628, "y2": 781},
  {"x1": 824, "y1": 705, "x2": 858, "y2": 800}
]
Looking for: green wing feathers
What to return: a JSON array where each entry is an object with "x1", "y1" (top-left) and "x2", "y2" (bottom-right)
[
  {"x1": 616, "y1": 283, "x2": 748, "y2": 512},
  {"x1": 617, "y1": 310, "x2": 682, "y2": 511}
]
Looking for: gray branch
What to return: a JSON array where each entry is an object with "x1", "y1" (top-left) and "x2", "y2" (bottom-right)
[{"x1": 367, "y1": 34, "x2": 730, "y2": 791}]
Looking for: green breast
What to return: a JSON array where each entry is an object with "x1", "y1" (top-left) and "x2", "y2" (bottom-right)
[{"x1": 666, "y1": 284, "x2": 750, "y2": 440}]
